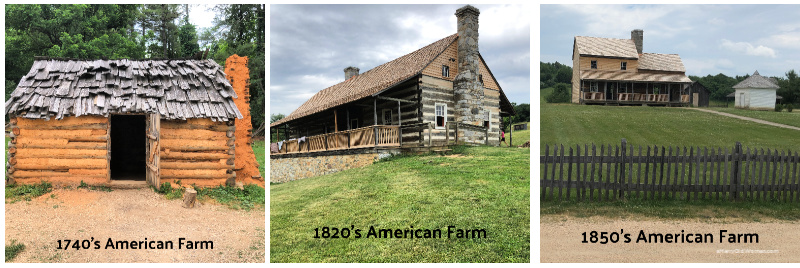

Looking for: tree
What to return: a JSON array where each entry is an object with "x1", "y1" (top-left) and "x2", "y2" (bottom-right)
[
  {"x1": 140, "y1": 4, "x2": 180, "y2": 58},
  {"x1": 777, "y1": 70, "x2": 800, "y2": 105},
  {"x1": 6, "y1": 4, "x2": 144, "y2": 99},
  {"x1": 210, "y1": 4, "x2": 266, "y2": 132},
  {"x1": 546, "y1": 83, "x2": 571, "y2": 103},
  {"x1": 270, "y1": 113, "x2": 285, "y2": 123}
]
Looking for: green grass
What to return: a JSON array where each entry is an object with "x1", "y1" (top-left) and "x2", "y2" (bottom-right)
[
  {"x1": 196, "y1": 184, "x2": 265, "y2": 211},
  {"x1": 541, "y1": 199, "x2": 800, "y2": 221},
  {"x1": 704, "y1": 107, "x2": 800, "y2": 128},
  {"x1": 540, "y1": 87, "x2": 553, "y2": 104},
  {"x1": 253, "y1": 139, "x2": 266, "y2": 177},
  {"x1": 5, "y1": 181, "x2": 53, "y2": 203},
  {"x1": 509, "y1": 122, "x2": 530, "y2": 146},
  {"x1": 5, "y1": 240, "x2": 25, "y2": 262},
  {"x1": 270, "y1": 146, "x2": 530, "y2": 262},
  {"x1": 541, "y1": 104, "x2": 800, "y2": 151}
]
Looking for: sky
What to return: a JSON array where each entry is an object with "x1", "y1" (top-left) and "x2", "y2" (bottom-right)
[
  {"x1": 270, "y1": 4, "x2": 531, "y2": 117},
  {"x1": 541, "y1": 4, "x2": 800, "y2": 79}
]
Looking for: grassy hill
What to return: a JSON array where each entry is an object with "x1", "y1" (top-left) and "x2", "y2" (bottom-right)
[
  {"x1": 507, "y1": 122, "x2": 530, "y2": 146},
  {"x1": 270, "y1": 146, "x2": 530, "y2": 262},
  {"x1": 541, "y1": 104, "x2": 800, "y2": 151}
]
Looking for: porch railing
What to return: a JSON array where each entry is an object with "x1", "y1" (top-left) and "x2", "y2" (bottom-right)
[{"x1": 272, "y1": 125, "x2": 400, "y2": 155}]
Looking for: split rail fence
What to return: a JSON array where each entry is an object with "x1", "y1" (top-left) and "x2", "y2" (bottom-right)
[{"x1": 540, "y1": 139, "x2": 800, "y2": 202}]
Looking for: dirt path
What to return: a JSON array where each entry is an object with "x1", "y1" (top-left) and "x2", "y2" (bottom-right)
[
  {"x1": 685, "y1": 108, "x2": 800, "y2": 131},
  {"x1": 541, "y1": 215, "x2": 800, "y2": 262},
  {"x1": 5, "y1": 188, "x2": 265, "y2": 263}
]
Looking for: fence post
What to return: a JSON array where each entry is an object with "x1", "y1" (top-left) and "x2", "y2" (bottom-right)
[
  {"x1": 620, "y1": 139, "x2": 627, "y2": 199},
  {"x1": 732, "y1": 142, "x2": 742, "y2": 200},
  {"x1": 428, "y1": 123, "x2": 433, "y2": 147}
]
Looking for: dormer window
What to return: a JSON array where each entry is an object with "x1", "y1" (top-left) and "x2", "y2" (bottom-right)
[
  {"x1": 621, "y1": 62, "x2": 627, "y2": 70},
  {"x1": 590, "y1": 60, "x2": 597, "y2": 69},
  {"x1": 442, "y1": 65, "x2": 450, "y2": 77}
]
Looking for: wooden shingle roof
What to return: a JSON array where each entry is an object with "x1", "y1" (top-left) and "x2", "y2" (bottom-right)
[
  {"x1": 574, "y1": 36, "x2": 639, "y2": 59},
  {"x1": 6, "y1": 58, "x2": 243, "y2": 121},
  {"x1": 638, "y1": 53, "x2": 686, "y2": 72},
  {"x1": 733, "y1": 70, "x2": 780, "y2": 89},
  {"x1": 581, "y1": 69, "x2": 693, "y2": 83},
  {"x1": 272, "y1": 34, "x2": 459, "y2": 127}
]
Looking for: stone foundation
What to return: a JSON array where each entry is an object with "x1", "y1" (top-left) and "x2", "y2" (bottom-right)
[{"x1": 270, "y1": 149, "x2": 399, "y2": 183}]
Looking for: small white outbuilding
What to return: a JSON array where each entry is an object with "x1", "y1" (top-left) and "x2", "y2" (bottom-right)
[{"x1": 732, "y1": 70, "x2": 780, "y2": 110}]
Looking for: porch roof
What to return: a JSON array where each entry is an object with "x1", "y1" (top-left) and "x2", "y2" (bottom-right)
[{"x1": 581, "y1": 69, "x2": 693, "y2": 83}]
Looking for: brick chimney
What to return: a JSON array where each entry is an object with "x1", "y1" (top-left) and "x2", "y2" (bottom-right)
[
  {"x1": 344, "y1": 66, "x2": 359, "y2": 80},
  {"x1": 454, "y1": 5, "x2": 484, "y2": 126},
  {"x1": 631, "y1": 29, "x2": 643, "y2": 55}
]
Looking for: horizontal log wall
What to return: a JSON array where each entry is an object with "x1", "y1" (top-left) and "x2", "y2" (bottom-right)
[
  {"x1": 419, "y1": 75, "x2": 502, "y2": 146},
  {"x1": 8, "y1": 116, "x2": 110, "y2": 185},
  {"x1": 159, "y1": 118, "x2": 235, "y2": 187},
  {"x1": 579, "y1": 56, "x2": 638, "y2": 72}
]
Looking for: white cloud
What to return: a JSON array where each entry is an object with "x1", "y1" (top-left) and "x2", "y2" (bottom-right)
[
  {"x1": 561, "y1": 5, "x2": 689, "y2": 38},
  {"x1": 719, "y1": 39, "x2": 776, "y2": 58},
  {"x1": 760, "y1": 32, "x2": 800, "y2": 49}
]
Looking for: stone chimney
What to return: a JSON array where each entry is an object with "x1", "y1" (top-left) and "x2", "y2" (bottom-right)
[
  {"x1": 454, "y1": 5, "x2": 484, "y2": 126},
  {"x1": 631, "y1": 29, "x2": 643, "y2": 55},
  {"x1": 344, "y1": 66, "x2": 359, "y2": 80}
]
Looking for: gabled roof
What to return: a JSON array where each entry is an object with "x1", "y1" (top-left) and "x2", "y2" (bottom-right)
[
  {"x1": 732, "y1": 70, "x2": 780, "y2": 89},
  {"x1": 574, "y1": 36, "x2": 639, "y2": 59},
  {"x1": 638, "y1": 53, "x2": 686, "y2": 72},
  {"x1": 272, "y1": 34, "x2": 458, "y2": 127},
  {"x1": 6, "y1": 58, "x2": 243, "y2": 121}
]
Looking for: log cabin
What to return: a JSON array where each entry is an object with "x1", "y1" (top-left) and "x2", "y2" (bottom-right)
[
  {"x1": 5, "y1": 58, "x2": 244, "y2": 188},
  {"x1": 572, "y1": 29, "x2": 694, "y2": 105},
  {"x1": 270, "y1": 5, "x2": 515, "y2": 155}
]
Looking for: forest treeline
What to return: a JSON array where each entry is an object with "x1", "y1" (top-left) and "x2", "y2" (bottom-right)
[{"x1": 5, "y1": 4, "x2": 265, "y2": 133}]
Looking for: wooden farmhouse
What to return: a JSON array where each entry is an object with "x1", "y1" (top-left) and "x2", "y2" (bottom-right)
[
  {"x1": 732, "y1": 70, "x2": 780, "y2": 110},
  {"x1": 270, "y1": 5, "x2": 515, "y2": 155},
  {"x1": 572, "y1": 29, "x2": 694, "y2": 105},
  {"x1": 6, "y1": 58, "x2": 244, "y2": 188}
]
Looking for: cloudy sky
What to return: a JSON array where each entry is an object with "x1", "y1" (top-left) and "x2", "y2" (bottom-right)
[
  {"x1": 541, "y1": 4, "x2": 800, "y2": 79},
  {"x1": 270, "y1": 4, "x2": 531, "y2": 117}
]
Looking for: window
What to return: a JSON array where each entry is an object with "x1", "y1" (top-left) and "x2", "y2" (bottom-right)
[
  {"x1": 590, "y1": 60, "x2": 597, "y2": 69},
  {"x1": 484, "y1": 111, "x2": 491, "y2": 128},
  {"x1": 350, "y1": 119, "x2": 359, "y2": 129},
  {"x1": 435, "y1": 103, "x2": 447, "y2": 129},
  {"x1": 479, "y1": 74, "x2": 484, "y2": 85},
  {"x1": 442, "y1": 65, "x2": 450, "y2": 77},
  {"x1": 621, "y1": 62, "x2": 627, "y2": 70},
  {"x1": 590, "y1": 82, "x2": 599, "y2": 92},
  {"x1": 382, "y1": 109, "x2": 393, "y2": 125}
]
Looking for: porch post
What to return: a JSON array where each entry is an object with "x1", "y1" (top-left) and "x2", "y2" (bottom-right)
[
  {"x1": 397, "y1": 100, "x2": 402, "y2": 147},
  {"x1": 347, "y1": 109, "x2": 350, "y2": 130},
  {"x1": 374, "y1": 97, "x2": 379, "y2": 148}
]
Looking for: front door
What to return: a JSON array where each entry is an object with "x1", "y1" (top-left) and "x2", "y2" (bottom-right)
[{"x1": 146, "y1": 114, "x2": 160, "y2": 187}]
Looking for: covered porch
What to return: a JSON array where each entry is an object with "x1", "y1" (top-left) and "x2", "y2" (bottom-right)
[{"x1": 580, "y1": 80, "x2": 691, "y2": 106}]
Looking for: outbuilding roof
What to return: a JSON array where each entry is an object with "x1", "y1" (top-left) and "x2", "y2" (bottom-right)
[
  {"x1": 732, "y1": 70, "x2": 780, "y2": 89},
  {"x1": 5, "y1": 58, "x2": 243, "y2": 121},
  {"x1": 574, "y1": 36, "x2": 639, "y2": 59}
]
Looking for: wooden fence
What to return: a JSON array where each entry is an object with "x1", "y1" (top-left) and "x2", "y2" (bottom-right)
[
  {"x1": 273, "y1": 125, "x2": 400, "y2": 154},
  {"x1": 540, "y1": 139, "x2": 800, "y2": 202}
]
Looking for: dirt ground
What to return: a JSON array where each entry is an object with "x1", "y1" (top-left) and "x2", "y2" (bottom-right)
[
  {"x1": 5, "y1": 188, "x2": 265, "y2": 263},
  {"x1": 541, "y1": 215, "x2": 800, "y2": 262}
]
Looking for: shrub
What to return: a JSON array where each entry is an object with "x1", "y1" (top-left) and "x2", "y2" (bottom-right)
[
  {"x1": 786, "y1": 103, "x2": 794, "y2": 112},
  {"x1": 546, "y1": 83, "x2": 572, "y2": 103},
  {"x1": 5, "y1": 240, "x2": 25, "y2": 262},
  {"x1": 774, "y1": 104, "x2": 783, "y2": 112}
]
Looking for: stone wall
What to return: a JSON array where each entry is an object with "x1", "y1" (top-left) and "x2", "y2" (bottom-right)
[
  {"x1": 270, "y1": 149, "x2": 399, "y2": 183},
  {"x1": 454, "y1": 5, "x2": 484, "y2": 126}
]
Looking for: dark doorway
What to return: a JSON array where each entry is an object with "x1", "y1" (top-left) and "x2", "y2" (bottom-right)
[{"x1": 110, "y1": 115, "x2": 146, "y2": 180}]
